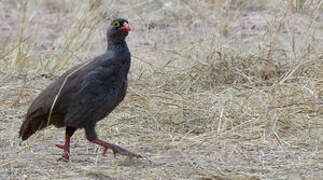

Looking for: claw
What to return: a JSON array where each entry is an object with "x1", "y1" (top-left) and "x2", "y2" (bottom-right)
[
  {"x1": 55, "y1": 144, "x2": 65, "y2": 150},
  {"x1": 55, "y1": 144, "x2": 70, "y2": 160},
  {"x1": 102, "y1": 147, "x2": 108, "y2": 156},
  {"x1": 57, "y1": 155, "x2": 69, "y2": 162}
]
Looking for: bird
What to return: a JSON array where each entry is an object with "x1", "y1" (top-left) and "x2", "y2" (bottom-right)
[{"x1": 19, "y1": 18, "x2": 141, "y2": 160}]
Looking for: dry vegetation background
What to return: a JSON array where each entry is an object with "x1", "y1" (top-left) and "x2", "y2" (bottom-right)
[{"x1": 0, "y1": 0, "x2": 322, "y2": 179}]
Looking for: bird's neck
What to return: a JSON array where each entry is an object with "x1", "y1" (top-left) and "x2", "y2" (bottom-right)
[{"x1": 107, "y1": 40, "x2": 127, "y2": 51}]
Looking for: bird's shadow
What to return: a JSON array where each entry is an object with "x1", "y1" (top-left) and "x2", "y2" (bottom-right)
[{"x1": 57, "y1": 153, "x2": 165, "y2": 169}]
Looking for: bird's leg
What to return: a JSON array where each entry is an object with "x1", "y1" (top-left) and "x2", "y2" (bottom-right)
[
  {"x1": 55, "y1": 127, "x2": 76, "y2": 160},
  {"x1": 85, "y1": 126, "x2": 141, "y2": 158},
  {"x1": 91, "y1": 139, "x2": 142, "y2": 158},
  {"x1": 55, "y1": 133, "x2": 71, "y2": 160}
]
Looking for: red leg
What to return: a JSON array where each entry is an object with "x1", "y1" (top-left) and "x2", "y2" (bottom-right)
[
  {"x1": 55, "y1": 127, "x2": 76, "y2": 160},
  {"x1": 91, "y1": 139, "x2": 141, "y2": 158},
  {"x1": 55, "y1": 132, "x2": 71, "y2": 160}
]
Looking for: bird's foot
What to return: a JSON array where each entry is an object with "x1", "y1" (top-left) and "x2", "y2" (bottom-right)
[
  {"x1": 91, "y1": 139, "x2": 141, "y2": 158},
  {"x1": 57, "y1": 155, "x2": 70, "y2": 162},
  {"x1": 55, "y1": 144, "x2": 70, "y2": 160},
  {"x1": 55, "y1": 144, "x2": 65, "y2": 150},
  {"x1": 103, "y1": 143, "x2": 142, "y2": 158}
]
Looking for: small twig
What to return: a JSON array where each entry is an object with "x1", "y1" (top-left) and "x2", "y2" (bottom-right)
[
  {"x1": 46, "y1": 60, "x2": 92, "y2": 126},
  {"x1": 0, "y1": 36, "x2": 31, "y2": 60},
  {"x1": 11, "y1": 74, "x2": 28, "y2": 107}
]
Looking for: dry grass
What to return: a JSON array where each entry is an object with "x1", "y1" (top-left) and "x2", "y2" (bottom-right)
[{"x1": 0, "y1": 0, "x2": 322, "y2": 179}]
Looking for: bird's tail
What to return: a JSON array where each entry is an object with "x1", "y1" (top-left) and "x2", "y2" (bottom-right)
[{"x1": 19, "y1": 116, "x2": 46, "y2": 140}]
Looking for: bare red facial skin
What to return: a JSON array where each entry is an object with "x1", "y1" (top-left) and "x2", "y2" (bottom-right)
[{"x1": 120, "y1": 23, "x2": 131, "y2": 32}]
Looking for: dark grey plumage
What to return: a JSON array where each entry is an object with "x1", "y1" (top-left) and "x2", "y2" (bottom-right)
[{"x1": 19, "y1": 18, "x2": 140, "y2": 159}]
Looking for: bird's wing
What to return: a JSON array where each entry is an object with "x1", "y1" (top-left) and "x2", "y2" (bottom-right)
[
  {"x1": 25, "y1": 52, "x2": 114, "y2": 120},
  {"x1": 25, "y1": 63, "x2": 84, "y2": 120},
  {"x1": 20, "y1": 64, "x2": 83, "y2": 140}
]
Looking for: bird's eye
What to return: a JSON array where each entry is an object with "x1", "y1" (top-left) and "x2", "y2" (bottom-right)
[{"x1": 112, "y1": 21, "x2": 120, "y2": 27}]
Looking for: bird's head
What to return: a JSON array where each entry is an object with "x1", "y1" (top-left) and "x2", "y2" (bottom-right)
[{"x1": 107, "y1": 18, "x2": 131, "y2": 42}]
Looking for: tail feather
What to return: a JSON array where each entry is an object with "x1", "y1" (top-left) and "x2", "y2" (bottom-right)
[{"x1": 19, "y1": 117, "x2": 47, "y2": 140}]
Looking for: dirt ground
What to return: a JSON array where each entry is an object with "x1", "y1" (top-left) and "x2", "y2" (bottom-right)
[{"x1": 0, "y1": 0, "x2": 322, "y2": 179}]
